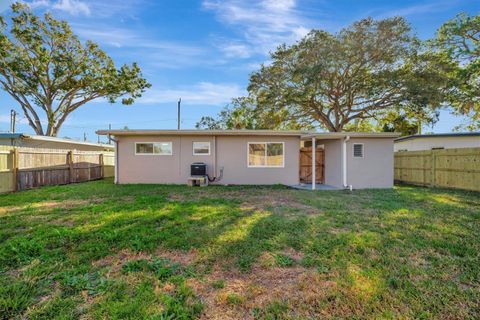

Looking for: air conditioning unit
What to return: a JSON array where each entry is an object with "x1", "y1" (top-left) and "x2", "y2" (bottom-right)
[{"x1": 191, "y1": 162, "x2": 207, "y2": 176}]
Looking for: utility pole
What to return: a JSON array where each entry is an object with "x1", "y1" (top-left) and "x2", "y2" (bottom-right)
[
  {"x1": 84, "y1": 132, "x2": 87, "y2": 142},
  {"x1": 10, "y1": 110, "x2": 16, "y2": 133},
  {"x1": 108, "y1": 124, "x2": 112, "y2": 144},
  {"x1": 177, "y1": 98, "x2": 181, "y2": 130}
]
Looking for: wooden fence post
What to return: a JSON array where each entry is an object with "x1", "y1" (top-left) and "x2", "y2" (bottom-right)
[
  {"x1": 99, "y1": 153, "x2": 104, "y2": 178},
  {"x1": 430, "y1": 150, "x2": 436, "y2": 188},
  {"x1": 67, "y1": 151, "x2": 74, "y2": 183},
  {"x1": 12, "y1": 148, "x2": 18, "y2": 192}
]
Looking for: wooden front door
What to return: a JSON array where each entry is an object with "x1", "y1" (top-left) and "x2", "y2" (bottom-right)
[{"x1": 299, "y1": 147, "x2": 325, "y2": 184}]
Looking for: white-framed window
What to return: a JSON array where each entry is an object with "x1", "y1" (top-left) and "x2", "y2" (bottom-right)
[
  {"x1": 353, "y1": 143, "x2": 364, "y2": 158},
  {"x1": 193, "y1": 142, "x2": 211, "y2": 155},
  {"x1": 248, "y1": 142, "x2": 284, "y2": 167},
  {"x1": 135, "y1": 142, "x2": 172, "y2": 155}
]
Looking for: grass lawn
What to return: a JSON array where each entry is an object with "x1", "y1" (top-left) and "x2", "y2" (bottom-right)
[{"x1": 0, "y1": 179, "x2": 479, "y2": 319}]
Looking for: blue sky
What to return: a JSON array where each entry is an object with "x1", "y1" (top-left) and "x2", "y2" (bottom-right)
[{"x1": 0, "y1": 0, "x2": 479, "y2": 142}]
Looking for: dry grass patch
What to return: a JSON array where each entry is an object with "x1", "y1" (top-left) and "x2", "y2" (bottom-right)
[
  {"x1": 0, "y1": 198, "x2": 109, "y2": 217},
  {"x1": 189, "y1": 261, "x2": 338, "y2": 320},
  {"x1": 92, "y1": 249, "x2": 152, "y2": 276},
  {"x1": 92, "y1": 248, "x2": 199, "y2": 277},
  {"x1": 154, "y1": 247, "x2": 199, "y2": 266}
]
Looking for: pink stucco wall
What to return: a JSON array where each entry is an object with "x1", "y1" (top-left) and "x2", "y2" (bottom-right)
[
  {"x1": 116, "y1": 134, "x2": 394, "y2": 188},
  {"x1": 116, "y1": 135, "x2": 300, "y2": 185},
  {"x1": 316, "y1": 137, "x2": 394, "y2": 189},
  {"x1": 346, "y1": 137, "x2": 394, "y2": 189}
]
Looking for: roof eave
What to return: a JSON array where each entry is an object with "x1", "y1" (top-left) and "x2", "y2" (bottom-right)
[
  {"x1": 96, "y1": 129, "x2": 400, "y2": 139},
  {"x1": 300, "y1": 132, "x2": 400, "y2": 140},
  {"x1": 96, "y1": 129, "x2": 308, "y2": 137}
]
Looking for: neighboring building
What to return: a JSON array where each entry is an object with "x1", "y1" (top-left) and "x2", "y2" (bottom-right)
[
  {"x1": 0, "y1": 133, "x2": 114, "y2": 152},
  {"x1": 96, "y1": 129, "x2": 398, "y2": 189},
  {"x1": 394, "y1": 132, "x2": 480, "y2": 152}
]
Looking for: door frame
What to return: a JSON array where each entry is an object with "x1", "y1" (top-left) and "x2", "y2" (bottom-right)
[{"x1": 299, "y1": 146, "x2": 325, "y2": 184}]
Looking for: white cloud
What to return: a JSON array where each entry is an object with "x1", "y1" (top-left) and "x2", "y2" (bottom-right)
[
  {"x1": 139, "y1": 82, "x2": 244, "y2": 105},
  {"x1": 72, "y1": 25, "x2": 214, "y2": 69},
  {"x1": 0, "y1": 114, "x2": 29, "y2": 125},
  {"x1": 52, "y1": 0, "x2": 90, "y2": 16},
  {"x1": 22, "y1": 0, "x2": 90, "y2": 16},
  {"x1": 219, "y1": 42, "x2": 252, "y2": 58},
  {"x1": 28, "y1": 0, "x2": 50, "y2": 9},
  {"x1": 375, "y1": 1, "x2": 456, "y2": 19},
  {"x1": 261, "y1": 0, "x2": 295, "y2": 12},
  {"x1": 74, "y1": 26, "x2": 204, "y2": 53},
  {"x1": 203, "y1": 0, "x2": 312, "y2": 55}
]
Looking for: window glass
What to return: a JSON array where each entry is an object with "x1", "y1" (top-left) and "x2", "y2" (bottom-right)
[
  {"x1": 154, "y1": 142, "x2": 172, "y2": 155},
  {"x1": 248, "y1": 143, "x2": 266, "y2": 166},
  {"x1": 266, "y1": 143, "x2": 283, "y2": 166},
  {"x1": 136, "y1": 142, "x2": 172, "y2": 155},
  {"x1": 136, "y1": 143, "x2": 153, "y2": 154},
  {"x1": 193, "y1": 142, "x2": 210, "y2": 155},
  {"x1": 248, "y1": 143, "x2": 283, "y2": 167}
]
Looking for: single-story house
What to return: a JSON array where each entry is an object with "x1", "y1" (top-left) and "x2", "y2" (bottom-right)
[
  {"x1": 394, "y1": 132, "x2": 480, "y2": 152},
  {"x1": 0, "y1": 133, "x2": 114, "y2": 152},
  {"x1": 96, "y1": 129, "x2": 399, "y2": 189}
]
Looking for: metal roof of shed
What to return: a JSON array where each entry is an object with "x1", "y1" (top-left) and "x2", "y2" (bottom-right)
[
  {"x1": 0, "y1": 133, "x2": 114, "y2": 149},
  {"x1": 395, "y1": 132, "x2": 480, "y2": 142}
]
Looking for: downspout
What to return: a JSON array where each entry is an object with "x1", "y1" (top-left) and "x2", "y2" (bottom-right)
[
  {"x1": 208, "y1": 135, "x2": 223, "y2": 183},
  {"x1": 213, "y1": 135, "x2": 217, "y2": 180},
  {"x1": 108, "y1": 134, "x2": 119, "y2": 184},
  {"x1": 311, "y1": 137, "x2": 316, "y2": 190},
  {"x1": 343, "y1": 135, "x2": 352, "y2": 190}
]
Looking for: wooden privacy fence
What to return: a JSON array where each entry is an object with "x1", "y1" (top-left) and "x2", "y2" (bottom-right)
[
  {"x1": 0, "y1": 146, "x2": 114, "y2": 193},
  {"x1": 394, "y1": 147, "x2": 480, "y2": 192}
]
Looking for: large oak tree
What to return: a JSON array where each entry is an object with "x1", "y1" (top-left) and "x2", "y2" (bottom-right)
[
  {"x1": 199, "y1": 17, "x2": 449, "y2": 132},
  {"x1": 435, "y1": 13, "x2": 480, "y2": 130},
  {"x1": 0, "y1": 3, "x2": 150, "y2": 136}
]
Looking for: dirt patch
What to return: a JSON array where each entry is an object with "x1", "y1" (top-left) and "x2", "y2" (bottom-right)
[
  {"x1": 0, "y1": 199, "x2": 107, "y2": 216},
  {"x1": 92, "y1": 249, "x2": 151, "y2": 276},
  {"x1": 154, "y1": 248, "x2": 199, "y2": 266},
  {"x1": 238, "y1": 192, "x2": 319, "y2": 215},
  {"x1": 92, "y1": 248, "x2": 198, "y2": 277},
  {"x1": 282, "y1": 247, "x2": 305, "y2": 263},
  {"x1": 189, "y1": 261, "x2": 338, "y2": 319},
  {"x1": 167, "y1": 189, "x2": 320, "y2": 216},
  {"x1": 49, "y1": 219, "x2": 76, "y2": 227}
]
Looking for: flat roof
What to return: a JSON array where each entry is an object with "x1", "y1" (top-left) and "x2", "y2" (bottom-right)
[
  {"x1": 395, "y1": 132, "x2": 480, "y2": 142},
  {"x1": 0, "y1": 133, "x2": 114, "y2": 149},
  {"x1": 96, "y1": 129, "x2": 305, "y2": 137},
  {"x1": 301, "y1": 132, "x2": 400, "y2": 139},
  {"x1": 96, "y1": 129, "x2": 400, "y2": 139}
]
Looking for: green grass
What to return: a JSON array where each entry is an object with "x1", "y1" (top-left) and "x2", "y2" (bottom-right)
[{"x1": 0, "y1": 178, "x2": 479, "y2": 319}]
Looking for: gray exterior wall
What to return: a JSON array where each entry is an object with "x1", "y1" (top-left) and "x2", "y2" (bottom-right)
[
  {"x1": 346, "y1": 138, "x2": 394, "y2": 189},
  {"x1": 117, "y1": 135, "x2": 300, "y2": 185}
]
